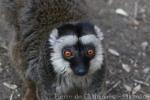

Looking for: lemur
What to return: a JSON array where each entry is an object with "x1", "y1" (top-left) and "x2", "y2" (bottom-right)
[{"x1": 1, "y1": 0, "x2": 106, "y2": 100}]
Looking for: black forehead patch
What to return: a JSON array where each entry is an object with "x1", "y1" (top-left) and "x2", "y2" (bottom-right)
[
  {"x1": 57, "y1": 22, "x2": 96, "y2": 38},
  {"x1": 76, "y1": 22, "x2": 96, "y2": 37},
  {"x1": 57, "y1": 24, "x2": 77, "y2": 37}
]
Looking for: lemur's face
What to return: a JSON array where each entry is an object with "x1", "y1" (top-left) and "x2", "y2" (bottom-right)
[{"x1": 49, "y1": 22, "x2": 103, "y2": 76}]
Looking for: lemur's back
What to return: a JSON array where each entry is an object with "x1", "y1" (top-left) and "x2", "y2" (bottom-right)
[{"x1": 2, "y1": 0, "x2": 90, "y2": 35}]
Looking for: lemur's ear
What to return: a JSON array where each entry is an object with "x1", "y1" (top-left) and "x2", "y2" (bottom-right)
[
  {"x1": 94, "y1": 25, "x2": 104, "y2": 41},
  {"x1": 49, "y1": 29, "x2": 59, "y2": 46}
]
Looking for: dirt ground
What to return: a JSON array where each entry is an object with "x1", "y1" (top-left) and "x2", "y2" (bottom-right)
[{"x1": 0, "y1": 0, "x2": 150, "y2": 100}]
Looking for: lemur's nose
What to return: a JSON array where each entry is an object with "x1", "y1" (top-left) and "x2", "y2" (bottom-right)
[{"x1": 74, "y1": 64, "x2": 88, "y2": 76}]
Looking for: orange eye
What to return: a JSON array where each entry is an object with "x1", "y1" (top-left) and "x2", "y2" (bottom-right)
[
  {"x1": 86, "y1": 49, "x2": 95, "y2": 57},
  {"x1": 63, "y1": 50, "x2": 73, "y2": 58}
]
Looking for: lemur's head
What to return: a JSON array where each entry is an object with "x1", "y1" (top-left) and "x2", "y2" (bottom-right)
[{"x1": 49, "y1": 22, "x2": 103, "y2": 77}]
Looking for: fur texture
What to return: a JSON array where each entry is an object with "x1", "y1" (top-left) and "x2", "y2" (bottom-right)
[{"x1": 2, "y1": 0, "x2": 106, "y2": 99}]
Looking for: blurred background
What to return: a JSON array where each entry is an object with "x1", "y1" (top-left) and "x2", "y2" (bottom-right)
[{"x1": 0, "y1": 0, "x2": 150, "y2": 100}]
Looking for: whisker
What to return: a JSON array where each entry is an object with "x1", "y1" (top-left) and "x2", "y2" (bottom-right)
[
  {"x1": 96, "y1": 53, "x2": 103, "y2": 55},
  {"x1": 62, "y1": 71, "x2": 67, "y2": 75},
  {"x1": 60, "y1": 64, "x2": 68, "y2": 75},
  {"x1": 95, "y1": 59, "x2": 102, "y2": 62},
  {"x1": 61, "y1": 66, "x2": 66, "y2": 73},
  {"x1": 50, "y1": 57, "x2": 61, "y2": 61}
]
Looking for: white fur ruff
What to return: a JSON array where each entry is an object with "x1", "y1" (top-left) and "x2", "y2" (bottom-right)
[
  {"x1": 49, "y1": 25, "x2": 104, "y2": 94},
  {"x1": 49, "y1": 29, "x2": 78, "y2": 75}
]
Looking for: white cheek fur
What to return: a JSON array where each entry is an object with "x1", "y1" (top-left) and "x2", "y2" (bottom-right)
[
  {"x1": 79, "y1": 25, "x2": 104, "y2": 74},
  {"x1": 49, "y1": 29, "x2": 78, "y2": 75},
  {"x1": 79, "y1": 34, "x2": 103, "y2": 74},
  {"x1": 93, "y1": 25, "x2": 104, "y2": 73},
  {"x1": 94, "y1": 25, "x2": 104, "y2": 41}
]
